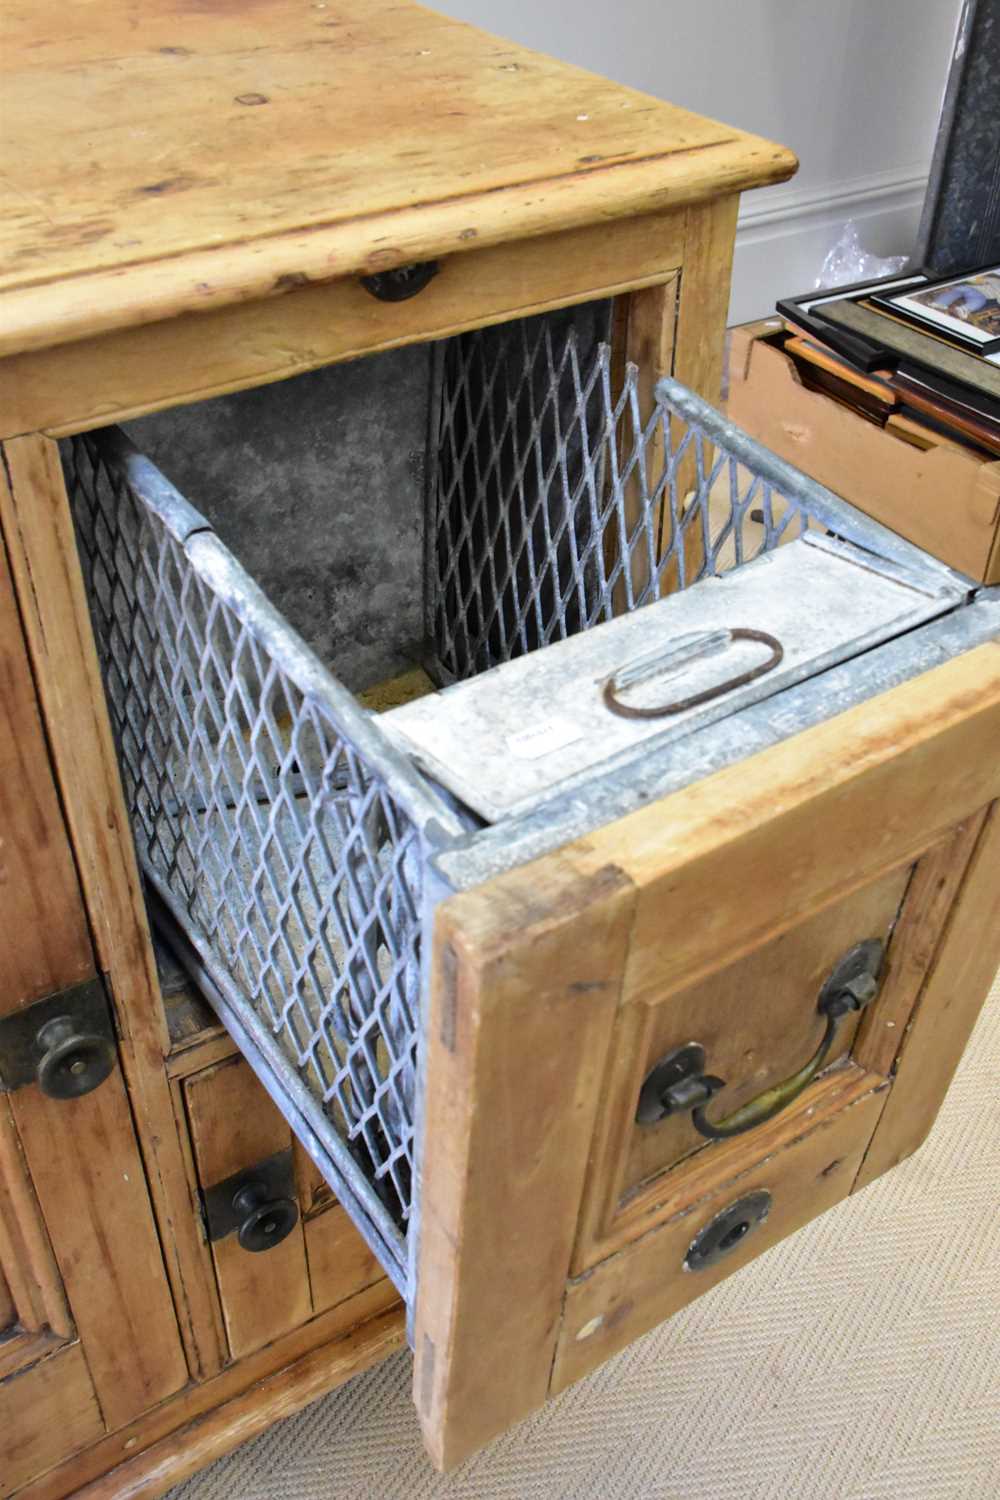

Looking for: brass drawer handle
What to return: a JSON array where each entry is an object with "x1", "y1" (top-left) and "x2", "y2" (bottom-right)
[
  {"x1": 602, "y1": 627, "x2": 783, "y2": 721},
  {"x1": 636, "y1": 940, "x2": 885, "y2": 1137},
  {"x1": 360, "y1": 260, "x2": 439, "y2": 302}
]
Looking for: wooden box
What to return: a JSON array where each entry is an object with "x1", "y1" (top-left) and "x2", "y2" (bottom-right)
[{"x1": 726, "y1": 320, "x2": 1000, "y2": 584}]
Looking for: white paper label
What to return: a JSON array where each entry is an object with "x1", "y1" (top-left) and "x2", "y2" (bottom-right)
[{"x1": 506, "y1": 716, "x2": 584, "y2": 761}]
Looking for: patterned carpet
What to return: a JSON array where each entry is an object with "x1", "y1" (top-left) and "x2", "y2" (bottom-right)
[{"x1": 169, "y1": 973, "x2": 1000, "y2": 1500}]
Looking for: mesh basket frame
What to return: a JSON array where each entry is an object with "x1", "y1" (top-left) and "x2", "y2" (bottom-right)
[{"x1": 65, "y1": 317, "x2": 964, "y2": 1301}]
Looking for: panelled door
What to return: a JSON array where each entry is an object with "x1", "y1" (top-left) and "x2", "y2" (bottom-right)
[{"x1": 0, "y1": 538, "x2": 187, "y2": 1495}]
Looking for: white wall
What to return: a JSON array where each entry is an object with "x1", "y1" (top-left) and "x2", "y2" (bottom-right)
[{"x1": 431, "y1": 0, "x2": 963, "y2": 321}]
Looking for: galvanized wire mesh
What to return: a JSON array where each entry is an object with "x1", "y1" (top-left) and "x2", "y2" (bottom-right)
[
  {"x1": 65, "y1": 431, "x2": 466, "y2": 1284},
  {"x1": 429, "y1": 319, "x2": 815, "y2": 681},
  {"x1": 64, "y1": 312, "x2": 956, "y2": 1298}
]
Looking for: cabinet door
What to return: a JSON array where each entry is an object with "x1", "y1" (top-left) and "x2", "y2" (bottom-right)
[
  {"x1": 415, "y1": 646, "x2": 1000, "y2": 1467},
  {"x1": 0, "y1": 539, "x2": 186, "y2": 1491}
]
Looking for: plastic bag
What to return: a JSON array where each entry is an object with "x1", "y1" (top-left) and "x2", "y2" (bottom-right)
[{"x1": 815, "y1": 221, "x2": 906, "y2": 291}]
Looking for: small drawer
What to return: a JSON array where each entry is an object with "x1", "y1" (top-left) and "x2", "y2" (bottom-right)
[
  {"x1": 552, "y1": 1066, "x2": 886, "y2": 1394},
  {"x1": 182, "y1": 1056, "x2": 388, "y2": 1361}
]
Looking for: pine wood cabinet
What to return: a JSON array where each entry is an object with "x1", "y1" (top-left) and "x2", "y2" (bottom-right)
[{"x1": 3, "y1": 2, "x2": 999, "y2": 1495}]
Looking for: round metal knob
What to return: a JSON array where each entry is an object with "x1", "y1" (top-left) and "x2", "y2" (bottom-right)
[
  {"x1": 360, "y1": 260, "x2": 439, "y2": 302},
  {"x1": 684, "y1": 1191, "x2": 772, "y2": 1272},
  {"x1": 35, "y1": 1016, "x2": 115, "y2": 1100},
  {"x1": 232, "y1": 1181, "x2": 299, "y2": 1253}
]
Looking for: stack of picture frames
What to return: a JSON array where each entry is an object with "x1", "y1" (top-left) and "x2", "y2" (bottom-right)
[{"x1": 775, "y1": 265, "x2": 1000, "y2": 460}]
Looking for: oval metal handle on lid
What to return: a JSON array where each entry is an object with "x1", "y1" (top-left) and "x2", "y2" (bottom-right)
[{"x1": 602, "y1": 627, "x2": 783, "y2": 721}]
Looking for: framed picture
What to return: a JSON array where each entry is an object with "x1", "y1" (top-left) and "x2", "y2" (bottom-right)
[
  {"x1": 870, "y1": 267, "x2": 1000, "y2": 355},
  {"x1": 776, "y1": 272, "x2": 928, "y2": 372}
]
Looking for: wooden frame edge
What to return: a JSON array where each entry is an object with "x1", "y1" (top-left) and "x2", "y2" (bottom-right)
[{"x1": 17, "y1": 1304, "x2": 405, "y2": 1500}]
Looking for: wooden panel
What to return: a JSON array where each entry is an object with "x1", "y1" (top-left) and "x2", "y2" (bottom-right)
[
  {"x1": 552, "y1": 1072, "x2": 886, "y2": 1395},
  {"x1": 853, "y1": 810, "x2": 990, "y2": 1076},
  {"x1": 674, "y1": 196, "x2": 740, "y2": 411},
  {"x1": 414, "y1": 857, "x2": 637, "y2": 1470},
  {"x1": 612, "y1": 272, "x2": 680, "y2": 606},
  {"x1": 668, "y1": 196, "x2": 739, "y2": 582},
  {"x1": 291, "y1": 1136, "x2": 387, "y2": 1312},
  {"x1": 621, "y1": 864, "x2": 910, "y2": 1203},
  {"x1": 0, "y1": 212, "x2": 689, "y2": 440},
  {"x1": 11, "y1": 1061, "x2": 188, "y2": 1428},
  {"x1": 856, "y1": 801, "x2": 1000, "y2": 1190},
  {"x1": 1, "y1": 1342, "x2": 104, "y2": 1496},
  {"x1": 184, "y1": 1058, "x2": 311, "y2": 1360},
  {"x1": 0, "y1": 0, "x2": 795, "y2": 358},
  {"x1": 0, "y1": 433, "x2": 227, "y2": 1379},
  {"x1": 59, "y1": 1306, "x2": 403, "y2": 1500},
  {"x1": 20, "y1": 1284, "x2": 402, "y2": 1500},
  {"x1": 574, "y1": 812, "x2": 992, "y2": 1271},
  {"x1": 0, "y1": 1267, "x2": 14, "y2": 1333},
  {"x1": 0, "y1": 537, "x2": 92, "y2": 1010},
  {"x1": 0, "y1": 500, "x2": 186, "y2": 1426},
  {"x1": 303, "y1": 1206, "x2": 385, "y2": 1317},
  {"x1": 0, "y1": 1330, "x2": 62, "y2": 1384},
  {"x1": 0, "y1": 1096, "x2": 70, "y2": 1339}
]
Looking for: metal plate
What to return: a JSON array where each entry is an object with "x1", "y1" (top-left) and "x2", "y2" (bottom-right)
[{"x1": 383, "y1": 533, "x2": 962, "y2": 822}]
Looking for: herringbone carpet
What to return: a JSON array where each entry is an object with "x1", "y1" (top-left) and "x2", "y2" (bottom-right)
[{"x1": 170, "y1": 973, "x2": 1000, "y2": 1500}]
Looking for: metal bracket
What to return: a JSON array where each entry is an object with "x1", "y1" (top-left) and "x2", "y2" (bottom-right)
[
  {"x1": 0, "y1": 978, "x2": 117, "y2": 1099},
  {"x1": 201, "y1": 1148, "x2": 299, "y2": 1253}
]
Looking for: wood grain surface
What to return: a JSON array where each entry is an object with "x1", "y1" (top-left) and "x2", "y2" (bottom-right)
[{"x1": 0, "y1": 1, "x2": 794, "y2": 357}]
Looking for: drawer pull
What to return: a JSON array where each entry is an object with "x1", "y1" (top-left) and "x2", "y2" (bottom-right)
[
  {"x1": 637, "y1": 940, "x2": 884, "y2": 1136},
  {"x1": 684, "y1": 1191, "x2": 772, "y2": 1272},
  {"x1": 202, "y1": 1147, "x2": 300, "y2": 1252},
  {"x1": 602, "y1": 627, "x2": 783, "y2": 720},
  {"x1": 233, "y1": 1183, "x2": 299, "y2": 1254},
  {"x1": 360, "y1": 260, "x2": 439, "y2": 302},
  {"x1": 0, "y1": 978, "x2": 116, "y2": 1101},
  {"x1": 35, "y1": 1016, "x2": 116, "y2": 1101}
]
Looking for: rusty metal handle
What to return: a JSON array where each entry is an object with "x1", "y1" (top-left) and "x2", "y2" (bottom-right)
[
  {"x1": 602, "y1": 627, "x2": 783, "y2": 721},
  {"x1": 637, "y1": 941, "x2": 885, "y2": 1137}
]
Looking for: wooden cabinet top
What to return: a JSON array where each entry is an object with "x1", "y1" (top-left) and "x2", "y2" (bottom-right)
[{"x1": 0, "y1": 0, "x2": 795, "y2": 358}]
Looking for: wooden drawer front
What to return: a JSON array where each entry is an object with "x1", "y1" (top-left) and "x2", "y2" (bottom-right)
[
  {"x1": 416, "y1": 654, "x2": 1000, "y2": 1468},
  {"x1": 573, "y1": 813, "x2": 985, "y2": 1272},
  {"x1": 552, "y1": 1066, "x2": 886, "y2": 1393},
  {"x1": 183, "y1": 1058, "x2": 386, "y2": 1360},
  {"x1": 0, "y1": 210, "x2": 685, "y2": 441},
  {"x1": 616, "y1": 863, "x2": 910, "y2": 1205}
]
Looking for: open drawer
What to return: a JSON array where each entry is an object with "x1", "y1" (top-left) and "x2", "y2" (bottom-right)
[{"x1": 64, "y1": 310, "x2": 1000, "y2": 1466}]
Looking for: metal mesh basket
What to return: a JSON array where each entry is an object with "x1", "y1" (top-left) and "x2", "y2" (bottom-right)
[{"x1": 65, "y1": 314, "x2": 963, "y2": 1297}]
